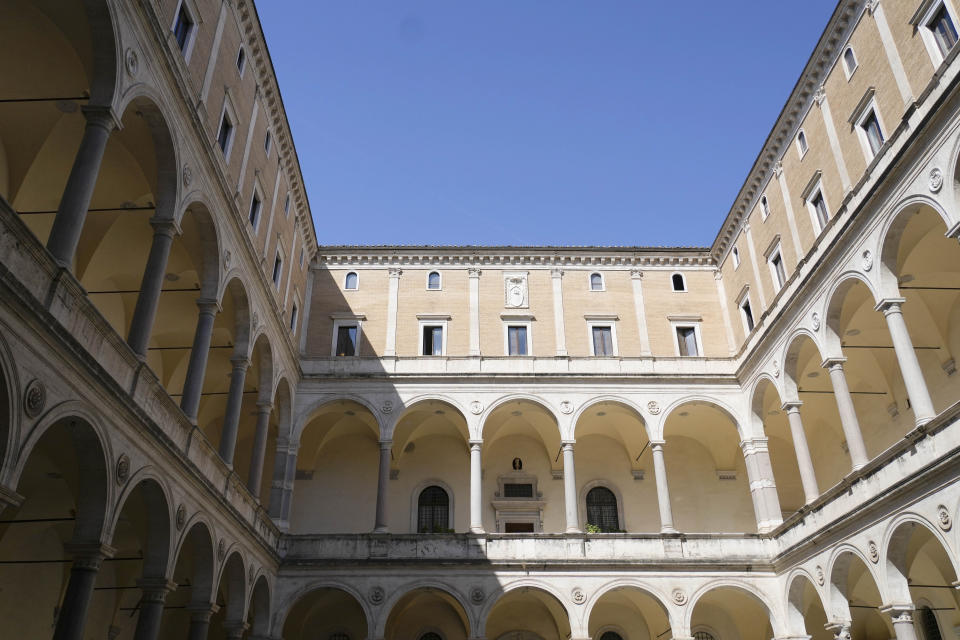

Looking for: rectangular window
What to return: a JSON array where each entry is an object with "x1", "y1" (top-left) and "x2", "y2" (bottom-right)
[
  {"x1": 298, "y1": 247, "x2": 305, "y2": 268},
  {"x1": 264, "y1": 129, "x2": 272, "y2": 154},
  {"x1": 236, "y1": 46, "x2": 246, "y2": 74},
  {"x1": 272, "y1": 252, "x2": 282, "y2": 287},
  {"x1": 335, "y1": 325, "x2": 358, "y2": 356},
  {"x1": 592, "y1": 326, "x2": 614, "y2": 356},
  {"x1": 769, "y1": 248, "x2": 786, "y2": 291},
  {"x1": 503, "y1": 483, "x2": 534, "y2": 498},
  {"x1": 422, "y1": 326, "x2": 444, "y2": 356},
  {"x1": 860, "y1": 110, "x2": 884, "y2": 157},
  {"x1": 284, "y1": 193, "x2": 291, "y2": 216},
  {"x1": 290, "y1": 303, "x2": 298, "y2": 332},
  {"x1": 675, "y1": 326, "x2": 700, "y2": 356},
  {"x1": 811, "y1": 190, "x2": 829, "y2": 230},
  {"x1": 931, "y1": 4, "x2": 959, "y2": 57},
  {"x1": 173, "y1": 4, "x2": 193, "y2": 53},
  {"x1": 248, "y1": 191, "x2": 262, "y2": 228},
  {"x1": 739, "y1": 296, "x2": 755, "y2": 333},
  {"x1": 507, "y1": 325, "x2": 528, "y2": 356},
  {"x1": 217, "y1": 112, "x2": 234, "y2": 156}
]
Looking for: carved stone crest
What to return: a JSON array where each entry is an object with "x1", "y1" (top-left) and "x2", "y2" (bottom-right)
[
  {"x1": 469, "y1": 401, "x2": 484, "y2": 415},
  {"x1": 647, "y1": 401, "x2": 661, "y2": 415},
  {"x1": 24, "y1": 379, "x2": 46, "y2": 418},
  {"x1": 868, "y1": 540, "x2": 879, "y2": 563},
  {"x1": 182, "y1": 164, "x2": 193, "y2": 188},
  {"x1": 217, "y1": 539, "x2": 226, "y2": 560},
  {"x1": 559, "y1": 401, "x2": 573, "y2": 415},
  {"x1": 929, "y1": 167, "x2": 944, "y2": 193},
  {"x1": 368, "y1": 586, "x2": 385, "y2": 605},
  {"x1": 223, "y1": 249, "x2": 232, "y2": 268},
  {"x1": 251, "y1": 310, "x2": 260, "y2": 330},
  {"x1": 861, "y1": 250, "x2": 873, "y2": 272},
  {"x1": 811, "y1": 312, "x2": 821, "y2": 331},
  {"x1": 937, "y1": 504, "x2": 952, "y2": 531},
  {"x1": 470, "y1": 587, "x2": 485, "y2": 604},
  {"x1": 124, "y1": 48, "x2": 139, "y2": 76},
  {"x1": 816, "y1": 565, "x2": 825, "y2": 586},
  {"x1": 504, "y1": 272, "x2": 529, "y2": 309},
  {"x1": 116, "y1": 454, "x2": 130, "y2": 485},
  {"x1": 176, "y1": 504, "x2": 187, "y2": 531},
  {"x1": 813, "y1": 84, "x2": 826, "y2": 106},
  {"x1": 380, "y1": 400, "x2": 393, "y2": 414},
  {"x1": 772, "y1": 359, "x2": 781, "y2": 378},
  {"x1": 571, "y1": 587, "x2": 586, "y2": 605},
  {"x1": 671, "y1": 588, "x2": 687, "y2": 605},
  {"x1": 248, "y1": 566, "x2": 255, "y2": 585}
]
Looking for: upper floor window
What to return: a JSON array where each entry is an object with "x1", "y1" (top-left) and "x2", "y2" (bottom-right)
[
  {"x1": 506, "y1": 324, "x2": 529, "y2": 356},
  {"x1": 427, "y1": 271, "x2": 441, "y2": 290},
  {"x1": 675, "y1": 324, "x2": 701, "y2": 357},
  {"x1": 590, "y1": 325, "x2": 615, "y2": 356},
  {"x1": 236, "y1": 46, "x2": 246, "y2": 75},
  {"x1": 796, "y1": 130, "x2": 809, "y2": 157},
  {"x1": 810, "y1": 189, "x2": 829, "y2": 231},
  {"x1": 172, "y1": 2, "x2": 195, "y2": 54},
  {"x1": 284, "y1": 193, "x2": 291, "y2": 216},
  {"x1": 671, "y1": 273, "x2": 687, "y2": 292},
  {"x1": 855, "y1": 103, "x2": 885, "y2": 159},
  {"x1": 334, "y1": 323, "x2": 358, "y2": 356},
  {"x1": 589, "y1": 272, "x2": 604, "y2": 291},
  {"x1": 290, "y1": 303, "x2": 298, "y2": 332},
  {"x1": 768, "y1": 244, "x2": 786, "y2": 291},
  {"x1": 926, "y1": 2, "x2": 959, "y2": 60},
  {"x1": 272, "y1": 252, "x2": 282, "y2": 287},
  {"x1": 760, "y1": 195, "x2": 770, "y2": 220},
  {"x1": 738, "y1": 292, "x2": 755, "y2": 333},
  {"x1": 216, "y1": 109, "x2": 235, "y2": 158},
  {"x1": 248, "y1": 191, "x2": 262, "y2": 229},
  {"x1": 344, "y1": 272, "x2": 358, "y2": 290},
  {"x1": 843, "y1": 46, "x2": 858, "y2": 78},
  {"x1": 585, "y1": 486, "x2": 619, "y2": 532},
  {"x1": 421, "y1": 323, "x2": 446, "y2": 356},
  {"x1": 417, "y1": 485, "x2": 450, "y2": 532},
  {"x1": 264, "y1": 129, "x2": 272, "y2": 155},
  {"x1": 299, "y1": 247, "x2": 305, "y2": 268},
  {"x1": 732, "y1": 246, "x2": 741, "y2": 269}
]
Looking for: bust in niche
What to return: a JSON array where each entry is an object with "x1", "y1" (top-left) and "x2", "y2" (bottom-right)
[{"x1": 512, "y1": 457, "x2": 523, "y2": 471}]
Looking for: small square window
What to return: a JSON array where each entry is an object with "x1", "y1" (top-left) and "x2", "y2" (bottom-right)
[
  {"x1": 272, "y1": 252, "x2": 282, "y2": 287},
  {"x1": 344, "y1": 272, "x2": 358, "y2": 290},
  {"x1": 427, "y1": 271, "x2": 441, "y2": 290},
  {"x1": 264, "y1": 129, "x2": 272, "y2": 155},
  {"x1": 248, "y1": 191, "x2": 262, "y2": 229},
  {"x1": 796, "y1": 130, "x2": 809, "y2": 157},
  {"x1": 591, "y1": 326, "x2": 614, "y2": 356},
  {"x1": 217, "y1": 111, "x2": 235, "y2": 157},
  {"x1": 589, "y1": 272, "x2": 604, "y2": 291},
  {"x1": 236, "y1": 46, "x2": 246, "y2": 74},
  {"x1": 732, "y1": 246, "x2": 741, "y2": 269},
  {"x1": 675, "y1": 325, "x2": 700, "y2": 357},
  {"x1": 422, "y1": 325, "x2": 444, "y2": 356},
  {"x1": 335, "y1": 325, "x2": 358, "y2": 356},
  {"x1": 671, "y1": 273, "x2": 687, "y2": 292},
  {"x1": 507, "y1": 325, "x2": 528, "y2": 356},
  {"x1": 290, "y1": 303, "x2": 298, "y2": 332},
  {"x1": 172, "y1": 3, "x2": 194, "y2": 53}
]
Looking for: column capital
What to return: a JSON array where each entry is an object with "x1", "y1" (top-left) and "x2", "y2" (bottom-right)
[
  {"x1": 561, "y1": 440, "x2": 576, "y2": 449},
  {"x1": 0, "y1": 484, "x2": 24, "y2": 510},
  {"x1": 823, "y1": 622, "x2": 851, "y2": 640},
  {"x1": 230, "y1": 356, "x2": 251, "y2": 370},
  {"x1": 256, "y1": 400, "x2": 274, "y2": 412},
  {"x1": 874, "y1": 296, "x2": 906, "y2": 314},
  {"x1": 866, "y1": 0, "x2": 880, "y2": 14},
  {"x1": 468, "y1": 267, "x2": 482, "y2": 278},
  {"x1": 469, "y1": 439, "x2": 483, "y2": 449},
  {"x1": 196, "y1": 298, "x2": 220, "y2": 315},
  {"x1": 821, "y1": 356, "x2": 847, "y2": 370},
  {"x1": 148, "y1": 216, "x2": 180, "y2": 237},
  {"x1": 136, "y1": 577, "x2": 177, "y2": 601},
  {"x1": 813, "y1": 84, "x2": 827, "y2": 106},
  {"x1": 551, "y1": 267, "x2": 564, "y2": 279},
  {"x1": 781, "y1": 401, "x2": 803, "y2": 412},
  {"x1": 388, "y1": 267, "x2": 403, "y2": 278},
  {"x1": 378, "y1": 439, "x2": 393, "y2": 449},
  {"x1": 649, "y1": 439, "x2": 666, "y2": 448},
  {"x1": 740, "y1": 437, "x2": 770, "y2": 454},
  {"x1": 630, "y1": 268, "x2": 644, "y2": 280},
  {"x1": 223, "y1": 622, "x2": 250, "y2": 639},
  {"x1": 879, "y1": 603, "x2": 915, "y2": 620},
  {"x1": 64, "y1": 541, "x2": 116, "y2": 569},
  {"x1": 80, "y1": 104, "x2": 122, "y2": 130},
  {"x1": 187, "y1": 602, "x2": 219, "y2": 622}
]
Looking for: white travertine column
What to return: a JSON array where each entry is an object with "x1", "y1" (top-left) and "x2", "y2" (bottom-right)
[
  {"x1": 740, "y1": 437, "x2": 783, "y2": 533},
  {"x1": 870, "y1": 2, "x2": 914, "y2": 108},
  {"x1": 180, "y1": 299, "x2": 219, "y2": 421},
  {"x1": 218, "y1": 357, "x2": 250, "y2": 466},
  {"x1": 47, "y1": 106, "x2": 117, "y2": 267},
  {"x1": 128, "y1": 219, "x2": 178, "y2": 358},
  {"x1": 782, "y1": 402, "x2": 819, "y2": 504},
  {"x1": 373, "y1": 440, "x2": 392, "y2": 532},
  {"x1": 822, "y1": 357, "x2": 869, "y2": 470},
  {"x1": 53, "y1": 542, "x2": 115, "y2": 640},
  {"x1": 133, "y1": 578, "x2": 176, "y2": 640},
  {"x1": 186, "y1": 603, "x2": 218, "y2": 640},
  {"x1": 246, "y1": 401, "x2": 273, "y2": 495},
  {"x1": 468, "y1": 268, "x2": 481, "y2": 356},
  {"x1": 384, "y1": 268, "x2": 401, "y2": 356},
  {"x1": 469, "y1": 440, "x2": 484, "y2": 533},
  {"x1": 814, "y1": 86, "x2": 852, "y2": 193},
  {"x1": 630, "y1": 269, "x2": 652, "y2": 356},
  {"x1": 562, "y1": 442, "x2": 579, "y2": 533},
  {"x1": 650, "y1": 440, "x2": 677, "y2": 533},
  {"x1": 774, "y1": 161, "x2": 805, "y2": 260},
  {"x1": 551, "y1": 268, "x2": 568, "y2": 356},
  {"x1": 881, "y1": 605, "x2": 918, "y2": 640},
  {"x1": 876, "y1": 298, "x2": 936, "y2": 425}
]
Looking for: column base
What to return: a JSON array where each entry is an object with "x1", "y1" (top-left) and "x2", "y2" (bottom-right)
[
  {"x1": 469, "y1": 526, "x2": 485, "y2": 534},
  {"x1": 566, "y1": 527, "x2": 582, "y2": 534},
  {"x1": 372, "y1": 526, "x2": 388, "y2": 534},
  {"x1": 660, "y1": 526, "x2": 679, "y2": 534}
]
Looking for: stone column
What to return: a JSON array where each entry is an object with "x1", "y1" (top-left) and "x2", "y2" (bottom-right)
[
  {"x1": 53, "y1": 542, "x2": 115, "y2": 640},
  {"x1": 384, "y1": 268, "x2": 401, "y2": 356},
  {"x1": 468, "y1": 268, "x2": 481, "y2": 356},
  {"x1": 373, "y1": 440, "x2": 391, "y2": 533},
  {"x1": 186, "y1": 603, "x2": 218, "y2": 640},
  {"x1": 881, "y1": 605, "x2": 918, "y2": 640},
  {"x1": 246, "y1": 401, "x2": 273, "y2": 495},
  {"x1": 562, "y1": 442, "x2": 579, "y2": 533},
  {"x1": 782, "y1": 402, "x2": 819, "y2": 504},
  {"x1": 741, "y1": 437, "x2": 783, "y2": 533},
  {"x1": 877, "y1": 298, "x2": 936, "y2": 425},
  {"x1": 133, "y1": 578, "x2": 176, "y2": 640},
  {"x1": 47, "y1": 106, "x2": 117, "y2": 267},
  {"x1": 650, "y1": 440, "x2": 677, "y2": 533},
  {"x1": 127, "y1": 219, "x2": 178, "y2": 358},
  {"x1": 824, "y1": 622, "x2": 851, "y2": 640},
  {"x1": 218, "y1": 357, "x2": 250, "y2": 466},
  {"x1": 180, "y1": 300, "x2": 219, "y2": 421},
  {"x1": 223, "y1": 622, "x2": 249, "y2": 640},
  {"x1": 469, "y1": 440, "x2": 484, "y2": 533},
  {"x1": 0, "y1": 485, "x2": 24, "y2": 517},
  {"x1": 551, "y1": 268, "x2": 568, "y2": 356},
  {"x1": 822, "y1": 357, "x2": 869, "y2": 470}
]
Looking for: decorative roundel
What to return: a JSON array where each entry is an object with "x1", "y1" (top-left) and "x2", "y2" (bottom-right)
[
  {"x1": 559, "y1": 401, "x2": 573, "y2": 415},
  {"x1": 861, "y1": 250, "x2": 873, "y2": 272},
  {"x1": 469, "y1": 401, "x2": 484, "y2": 415},
  {"x1": 929, "y1": 166, "x2": 944, "y2": 193},
  {"x1": 671, "y1": 588, "x2": 687, "y2": 605},
  {"x1": 24, "y1": 379, "x2": 46, "y2": 418},
  {"x1": 176, "y1": 504, "x2": 187, "y2": 531},
  {"x1": 571, "y1": 587, "x2": 586, "y2": 605},
  {"x1": 368, "y1": 586, "x2": 385, "y2": 605},
  {"x1": 811, "y1": 312, "x2": 821, "y2": 331},
  {"x1": 217, "y1": 539, "x2": 226, "y2": 560},
  {"x1": 470, "y1": 587, "x2": 485, "y2": 604},
  {"x1": 816, "y1": 565, "x2": 825, "y2": 586},
  {"x1": 937, "y1": 504, "x2": 952, "y2": 531},
  {"x1": 868, "y1": 540, "x2": 879, "y2": 563},
  {"x1": 116, "y1": 454, "x2": 130, "y2": 485},
  {"x1": 380, "y1": 400, "x2": 393, "y2": 414},
  {"x1": 647, "y1": 401, "x2": 661, "y2": 415},
  {"x1": 124, "y1": 47, "x2": 139, "y2": 76}
]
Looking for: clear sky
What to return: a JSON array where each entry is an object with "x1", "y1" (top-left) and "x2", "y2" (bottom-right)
[{"x1": 256, "y1": 2, "x2": 839, "y2": 248}]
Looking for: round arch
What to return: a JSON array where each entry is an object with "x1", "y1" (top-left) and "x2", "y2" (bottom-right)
[
  {"x1": 659, "y1": 395, "x2": 744, "y2": 440},
  {"x1": 479, "y1": 394, "x2": 562, "y2": 435},
  {"x1": 480, "y1": 580, "x2": 572, "y2": 638},
  {"x1": 0, "y1": 330, "x2": 18, "y2": 482},
  {"x1": 883, "y1": 512, "x2": 960, "y2": 606},
  {"x1": 105, "y1": 470, "x2": 173, "y2": 579},
  {"x1": 278, "y1": 583, "x2": 370, "y2": 640},
  {"x1": 826, "y1": 545, "x2": 886, "y2": 626},
  {"x1": 378, "y1": 582, "x2": 474, "y2": 640},
  {"x1": 822, "y1": 272, "x2": 881, "y2": 357},
  {"x1": 781, "y1": 328, "x2": 828, "y2": 401},
  {"x1": 686, "y1": 581, "x2": 784, "y2": 639},
  {"x1": 248, "y1": 574, "x2": 272, "y2": 636},
  {"x1": 584, "y1": 579, "x2": 675, "y2": 637},
  {"x1": 785, "y1": 570, "x2": 829, "y2": 637},
  {"x1": 877, "y1": 195, "x2": 953, "y2": 297},
  {"x1": 294, "y1": 394, "x2": 385, "y2": 442}
]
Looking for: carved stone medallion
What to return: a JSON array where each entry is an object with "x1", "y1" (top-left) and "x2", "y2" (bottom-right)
[
  {"x1": 559, "y1": 401, "x2": 573, "y2": 415},
  {"x1": 217, "y1": 539, "x2": 226, "y2": 560},
  {"x1": 368, "y1": 586, "x2": 385, "y2": 605},
  {"x1": 504, "y1": 272, "x2": 529, "y2": 309},
  {"x1": 223, "y1": 249, "x2": 232, "y2": 268},
  {"x1": 929, "y1": 167, "x2": 944, "y2": 193},
  {"x1": 469, "y1": 401, "x2": 484, "y2": 415},
  {"x1": 868, "y1": 540, "x2": 879, "y2": 563},
  {"x1": 380, "y1": 400, "x2": 393, "y2": 414},
  {"x1": 182, "y1": 164, "x2": 192, "y2": 188},
  {"x1": 647, "y1": 401, "x2": 661, "y2": 415},
  {"x1": 816, "y1": 565, "x2": 825, "y2": 586},
  {"x1": 937, "y1": 504, "x2": 952, "y2": 531},
  {"x1": 571, "y1": 587, "x2": 586, "y2": 605},
  {"x1": 24, "y1": 379, "x2": 46, "y2": 418},
  {"x1": 811, "y1": 312, "x2": 821, "y2": 331},
  {"x1": 470, "y1": 587, "x2": 485, "y2": 604},
  {"x1": 861, "y1": 250, "x2": 873, "y2": 272},
  {"x1": 671, "y1": 588, "x2": 687, "y2": 605},
  {"x1": 124, "y1": 48, "x2": 139, "y2": 76},
  {"x1": 116, "y1": 454, "x2": 130, "y2": 485},
  {"x1": 772, "y1": 359, "x2": 781, "y2": 378},
  {"x1": 176, "y1": 504, "x2": 187, "y2": 531}
]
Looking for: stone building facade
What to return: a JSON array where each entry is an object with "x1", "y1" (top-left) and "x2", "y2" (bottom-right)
[{"x1": 1, "y1": 0, "x2": 960, "y2": 639}]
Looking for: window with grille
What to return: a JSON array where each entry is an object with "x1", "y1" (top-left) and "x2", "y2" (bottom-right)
[
  {"x1": 417, "y1": 485, "x2": 449, "y2": 532},
  {"x1": 419, "y1": 634, "x2": 443, "y2": 640},
  {"x1": 586, "y1": 486, "x2": 619, "y2": 531},
  {"x1": 919, "y1": 606, "x2": 943, "y2": 640},
  {"x1": 693, "y1": 632, "x2": 716, "y2": 640},
  {"x1": 503, "y1": 483, "x2": 533, "y2": 498},
  {"x1": 599, "y1": 633, "x2": 624, "y2": 640}
]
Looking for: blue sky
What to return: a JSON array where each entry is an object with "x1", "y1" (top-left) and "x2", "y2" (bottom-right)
[{"x1": 257, "y1": 2, "x2": 838, "y2": 247}]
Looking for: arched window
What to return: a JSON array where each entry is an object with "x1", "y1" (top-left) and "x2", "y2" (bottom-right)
[
  {"x1": 586, "y1": 486, "x2": 619, "y2": 532},
  {"x1": 732, "y1": 247, "x2": 741, "y2": 268},
  {"x1": 693, "y1": 632, "x2": 716, "y2": 640},
  {"x1": 919, "y1": 606, "x2": 943, "y2": 640},
  {"x1": 590, "y1": 272, "x2": 604, "y2": 291},
  {"x1": 797, "y1": 130, "x2": 808, "y2": 156},
  {"x1": 344, "y1": 272, "x2": 358, "y2": 290},
  {"x1": 843, "y1": 47, "x2": 858, "y2": 76},
  {"x1": 671, "y1": 273, "x2": 686, "y2": 292},
  {"x1": 427, "y1": 271, "x2": 441, "y2": 290},
  {"x1": 761, "y1": 195, "x2": 770, "y2": 219},
  {"x1": 419, "y1": 634, "x2": 444, "y2": 640},
  {"x1": 599, "y1": 632, "x2": 624, "y2": 640},
  {"x1": 417, "y1": 485, "x2": 450, "y2": 532}
]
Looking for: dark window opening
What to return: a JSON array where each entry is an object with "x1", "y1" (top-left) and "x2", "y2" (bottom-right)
[
  {"x1": 417, "y1": 485, "x2": 449, "y2": 532},
  {"x1": 422, "y1": 325, "x2": 443, "y2": 356},
  {"x1": 504, "y1": 522, "x2": 534, "y2": 533},
  {"x1": 592, "y1": 326, "x2": 613, "y2": 356},
  {"x1": 503, "y1": 483, "x2": 533, "y2": 498},
  {"x1": 336, "y1": 325, "x2": 357, "y2": 356},
  {"x1": 671, "y1": 273, "x2": 686, "y2": 291},
  {"x1": 586, "y1": 486, "x2": 619, "y2": 532},
  {"x1": 173, "y1": 4, "x2": 193, "y2": 52}
]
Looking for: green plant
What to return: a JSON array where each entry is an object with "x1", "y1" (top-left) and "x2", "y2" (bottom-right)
[{"x1": 585, "y1": 523, "x2": 603, "y2": 534}]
